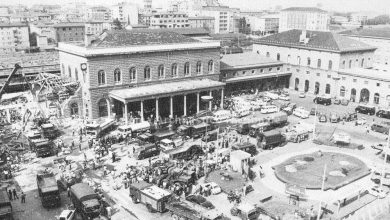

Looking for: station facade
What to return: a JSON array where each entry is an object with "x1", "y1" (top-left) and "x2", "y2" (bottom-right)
[{"x1": 252, "y1": 29, "x2": 390, "y2": 107}]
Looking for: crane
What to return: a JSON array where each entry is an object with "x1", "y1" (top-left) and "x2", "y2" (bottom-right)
[{"x1": 0, "y1": 64, "x2": 22, "y2": 102}]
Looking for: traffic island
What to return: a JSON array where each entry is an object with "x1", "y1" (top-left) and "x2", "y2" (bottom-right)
[
  {"x1": 273, "y1": 151, "x2": 370, "y2": 190},
  {"x1": 206, "y1": 170, "x2": 246, "y2": 193}
]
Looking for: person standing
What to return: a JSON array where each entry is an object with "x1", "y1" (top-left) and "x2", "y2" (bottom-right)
[
  {"x1": 12, "y1": 189, "x2": 18, "y2": 200},
  {"x1": 7, "y1": 189, "x2": 12, "y2": 200},
  {"x1": 21, "y1": 192, "x2": 26, "y2": 203}
]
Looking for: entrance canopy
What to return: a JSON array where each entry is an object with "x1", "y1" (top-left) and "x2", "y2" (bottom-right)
[
  {"x1": 109, "y1": 79, "x2": 225, "y2": 103},
  {"x1": 225, "y1": 72, "x2": 291, "y2": 84}
]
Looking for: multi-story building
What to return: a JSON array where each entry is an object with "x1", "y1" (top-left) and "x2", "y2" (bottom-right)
[
  {"x1": 85, "y1": 21, "x2": 111, "y2": 36},
  {"x1": 53, "y1": 23, "x2": 85, "y2": 43},
  {"x1": 339, "y1": 27, "x2": 390, "y2": 66},
  {"x1": 220, "y1": 52, "x2": 290, "y2": 94},
  {"x1": 246, "y1": 14, "x2": 279, "y2": 35},
  {"x1": 252, "y1": 29, "x2": 390, "y2": 106},
  {"x1": 188, "y1": 16, "x2": 215, "y2": 33},
  {"x1": 197, "y1": 5, "x2": 240, "y2": 34},
  {"x1": 58, "y1": 29, "x2": 224, "y2": 120},
  {"x1": 150, "y1": 12, "x2": 189, "y2": 29},
  {"x1": 30, "y1": 22, "x2": 56, "y2": 41},
  {"x1": 279, "y1": 7, "x2": 329, "y2": 32},
  {"x1": 0, "y1": 23, "x2": 30, "y2": 52},
  {"x1": 111, "y1": 2, "x2": 139, "y2": 25},
  {"x1": 85, "y1": 6, "x2": 111, "y2": 21},
  {"x1": 139, "y1": 13, "x2": 152, "y2": 26}
]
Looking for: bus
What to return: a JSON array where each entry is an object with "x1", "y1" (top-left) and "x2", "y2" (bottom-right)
[{"x1": 85, "y1": 119, "x2": 116, "y2": 138}]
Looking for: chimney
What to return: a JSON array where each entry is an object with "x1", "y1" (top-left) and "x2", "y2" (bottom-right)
[{"x1": 299, "y1": 29, "x2": 309, "y2": 44}]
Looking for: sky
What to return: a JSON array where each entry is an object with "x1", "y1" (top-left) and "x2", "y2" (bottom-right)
[{"x1": 1, "y1": 0, "x2": 390, "y2": 14}]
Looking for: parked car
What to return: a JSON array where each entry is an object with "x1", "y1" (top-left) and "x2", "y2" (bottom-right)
[
  {"x1": 313, "y1": 96, "x2": 332, "y2": 106},
  {"x1": 371, "y1": 123, "x2": 390, "y2": 135},
  {"x1": 200, "y1": 182, "x2": 222, "y2": 195},
  {"x1": 341, "y1": 99, "x2": 349, "y2": 106},
  {"x1": 185, "y1": 195, "x2": 215, "y2": 209},
  {"x1": 278, "y1": 94, "x2": 290, "y2": 101},
  {"x1": 368, "y1": 185, "x2": 389, "y2": 199},
  {"x1": 330, "y1": 113, "x2": 340, "y2": 123},
  {"x1": 310, "y1": 108, "x2": 320, "y2": 116},
  {"x1": 355, "y1": 104, "x2": 376, "y2": 115},
  {"x1": 333, "y1": 98, "x2": 341, "y2": 105},
  {"x1": 318, "y1": 114, "x2": 327, "y2": 123},
  {"x1": 298, "y1": 92, "x2": 306, "y2": 98},
  {"x1": 376, "y1": 109, "x2": 390, "y2": 119},
  {"x1": 343, "y1": 112, "x2": 357, "y2": 122},
  {"x1": 58, "y1": 210, "x2": 75, "y2": 220},
  {"x1": 356, "y1": 117, "x2": 367, "y2": 125}
]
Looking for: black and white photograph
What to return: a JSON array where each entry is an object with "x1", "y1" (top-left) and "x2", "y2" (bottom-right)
[{"x1": 1, "y1": 0, "x2": 390, "y2": 219}]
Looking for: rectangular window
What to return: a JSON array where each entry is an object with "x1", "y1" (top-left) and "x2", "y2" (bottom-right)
[
  {"x1": 277, "y1": 67, "x2": 281, "y2": 71},
  {"x1": 242, "y1": 71, "x2": 246, "y2": 75},
  {"x1": 296, "y1": 69, "x2": 300, "y2": 73},
  {"x1": 364, "y1": 80, "x2": 368, "y2": 84},
  {"x1": 327, "y1": 74, "x2": 331, "y2": 78},
  {"x1": 377, "y1": 83, "x2": 381, "y2": 87},
  {"x1": 353, "y1": 79, "x2": 357, "y2": 83},
  {"x1": 269, "y1": 68, "x2": 272, "y2": 71},
  {"x1": 260, "y1": 69, "x2": 264, "y2": 73},
  {"x1": 306, "y1": 71, "x2": 310, "y2": 74},
  {"x1": 342, "y1": 77, "x2": 346, "y2": 80}
]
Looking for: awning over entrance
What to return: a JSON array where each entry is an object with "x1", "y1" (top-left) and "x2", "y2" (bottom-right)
[
  {"x1": 109, "y1": 78, "x2": 225, "y2": 103},
  {"x1": 224, "y1": 72, "x2": 291, "y2": 84}
]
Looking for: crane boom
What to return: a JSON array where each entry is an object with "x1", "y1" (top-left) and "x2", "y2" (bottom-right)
[{"x1": 0, "y1": 64, "x2": 22, "y2": 102}]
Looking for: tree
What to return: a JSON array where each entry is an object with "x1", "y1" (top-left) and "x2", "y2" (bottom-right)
[
  {"x1": 113, "y1": 18, "x2": 123, "y2": 30},
  {"x1": 366, "y1": 15, "x2": 390, "y2": 25}
]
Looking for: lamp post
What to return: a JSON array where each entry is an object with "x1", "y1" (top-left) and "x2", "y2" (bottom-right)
[
  {"x1": 312, "y1": 103, "x2": 318, "y2": 141},
  {"x1": 201, "y1": 95, "x2": 213, "y2": 158}
]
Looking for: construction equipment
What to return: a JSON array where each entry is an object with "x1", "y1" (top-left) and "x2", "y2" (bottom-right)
[{"x1": 0, "y1": 64, "x2": 22, "y2": 102}]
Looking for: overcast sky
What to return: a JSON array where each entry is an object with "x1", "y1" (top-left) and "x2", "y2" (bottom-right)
[{"x1": 1, "y1": 0, "x2": 390, "y2": 13}]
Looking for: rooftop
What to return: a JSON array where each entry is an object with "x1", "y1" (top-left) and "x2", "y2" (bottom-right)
[
  {"x1": 220, "y1": 52, "x2": 282, "y2": 70},
  {"x1": 339, "y1": 66, "x2": 390, "y2": 82},
  {"x1": 188, "y1": 16, "x2": 215, "y2": 20},
  {"x1": 230, "y1": 150, "x2": 251, "y2": 160},
  {"x1": 255, "y1": 29, "x2": 377, "y2": 53},
  {"x1": 169, "y1": 28, "x2": 210, "y2": 36},
  {"x1": 0, "y1": 22, "x2": 28, "y2": 27},
  {"x1": 282, "y1": 7, "x2": 327, "y2": 13},
  {"x1": 53, "y1": 22, "x2": 85, "y2": 28},
  {"x1": 109, "y1": 79, "x2": 225, "y2": 102},
  {"x1": 89, "y1": 29, "x2": 198, "y2": 48},
  {"x1": 339, "y1": 27, "x2": 390, "y2": 40}
]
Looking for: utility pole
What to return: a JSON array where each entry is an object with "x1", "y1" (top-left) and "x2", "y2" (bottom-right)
[
  {"x1": 317, "y1": 164, "x2": 327, "y2": 220},
  {"x1": 312, "y1": 103, "x2": 318, "y2": 140}
]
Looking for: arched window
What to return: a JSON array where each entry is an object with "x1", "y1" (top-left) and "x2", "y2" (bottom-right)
[
  {"x1": 342, "y1": 60, "x2": 346, "y2": 69},
  {"x1": 294, "y1": 78, "x2": 299, "y2": 91},
  {"x1": 184, "y1": 62, "x2": 190, "y2": 76},
  {"x1": 144, "y1": 66, "x2": 151, "y2": 81},
  {"x1": 360, "y1": 88, "x2": 370, "y2": 103},
  {"x1": 276, "y1": 53, "x2": 280, "y2": 61},
  {"x1": 61, "y1": 64, "x2": 65, "y2": 75},
  {"x1": 98, "y1": 99, "x2": 108, "y2": 117},
  {"x1": 75, "y1": 68, "x2": 78, "y2": 81},
  {"x1": 297, "y1": 56, "x2": 301, "y2": 65},
  {"x1": 349, "y1": 60, "x2": 352, "y2": 68},
  {"x1": 340, "y1": 86, "x2": 345, "y2": 97},
  {"x1": 314, "y1": 82, "x2": 320, "y2": 95},
  {"x1": 114, "y1": 68, "x2": 121, "y2": 83},
  {"x1": 171, "y1": 63, "x2": 178, "y2": 77},
  {"x1": 304, "y1": 80, "x2": 309, "y2": 92},
  {"x1": 328, "y1": 60, "x2": 333, "y2": 70},
  {"x1": 158, "y1": 65, "x2": 165, "y2": 78},
  {"x1": 287, "y1": 55, "x2": 291, "y2": 63},
  {"x1": 325, "y1": 84, "x2": 331, "y2": 94},
  {"x1": 98, "y1": 70, "x2": 105, "y2": 85},
  {"x1": 68, "y1": 66, "x2": 72, "y2": 78},
  {"x1": 266, "y1": 52, "x2": 270, "y2": 57},
  {"x1": 70, "y1": 102, "x2": 79, "y2": 115},
  {"x1": 361, "y1": 59, "x2": 365, "y2": 68},
  {"x1": 129, "y1": 67, "x2": 136, "y2": 82},
  {"x1": 196, "y1": 61, "x2": 202, "y2": 74},
  {"x1": 307, "y1": 57, "x2": 311, "y2": 66},
  {"x1": 351, "y1": 88, "x2": 357, "y2": 102},
  {"x1": 374, "y1": 93, "x2": 380, "y2": 104},
  {"x1": 208, "y1": 60, "x2": 214, "y2": 73},
  {"x1": 317, "y1": 59, "x2": 321, "y2": 68}
]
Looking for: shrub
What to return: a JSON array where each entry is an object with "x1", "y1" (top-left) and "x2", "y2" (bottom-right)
[
  {"x1": 341, "y1": 168, "x2": 349, "y2": 176},
  {"x1": 303, "y1": 157, "x2": 314, "y2": 162}
]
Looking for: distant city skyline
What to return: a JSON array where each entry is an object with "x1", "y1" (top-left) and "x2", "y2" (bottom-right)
[{"x1": 0, "y1": 0, "x2": 389, "y2": 14}]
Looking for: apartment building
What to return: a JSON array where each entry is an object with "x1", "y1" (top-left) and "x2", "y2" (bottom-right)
[
  {"x1": 0, "y1": 22, "x2": 30, "y2": 52},
  {"x1": 150, "y1": 12, "x2": 189, "y2": 29},
  {"x1": 279, "y1": 7, "x2": 329, "y2": 32}
]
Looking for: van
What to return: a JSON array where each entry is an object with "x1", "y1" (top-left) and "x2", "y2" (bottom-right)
[
  {"x1": 134, "y1": 143, "x2": 160, "y2": 160},
  {"x1": 212, "y1": 110, "x2": 232, "y2": 122},
  {"x1": 260, "y1": 105, "x2": 278, "y2": 114},
  {"x1": 371, "y1": 123, "x2": 390, "y2": 134},
  {"x1": 293, "y1": 107, "x2": 310, "y2": 119},
  {"x1": 355, "y1": 104, "x2": 376, "y2": 115}
]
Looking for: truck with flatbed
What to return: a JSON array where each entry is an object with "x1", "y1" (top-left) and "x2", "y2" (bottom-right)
[
  {"x1": 70, "y1": 183, "x2": 102, "y2": 219},
  {"x1": 37, "y1": 171, "x2": 61, "y2": 208},
  {"x1": 166, "y1": 201, "x2": 229, "y2": 220},
  {"x1": 129, "y1": 181, "x2": 172, "y2": 213}
]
